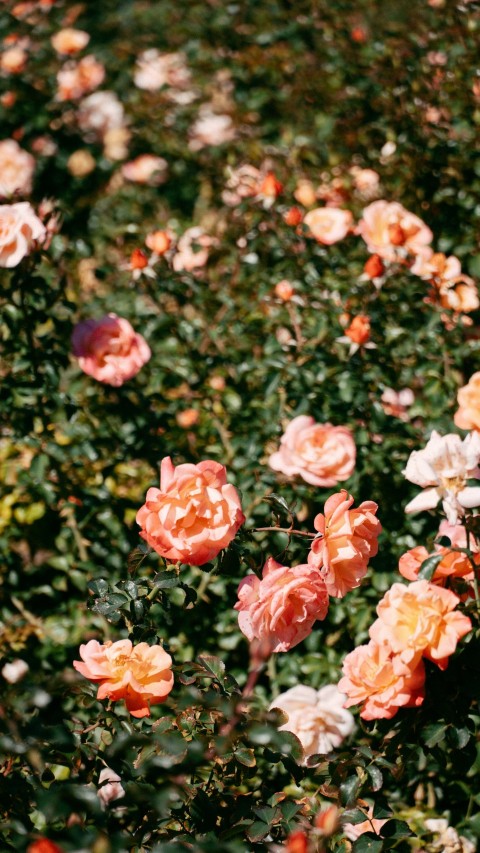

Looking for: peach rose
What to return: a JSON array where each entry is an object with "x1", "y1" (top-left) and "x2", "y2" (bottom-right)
[
  {"x1": 121, "y1": 154, "x2": 168, "y2": 185},
  {"x1": 270, "y1": 684, "x2": 355, "y2": 760},
  {"x1": 304, "y1": 207, "x2": 353, "y2": 245},
  {"x1": 308, "y1": 490, "x2": 381, "y2": 598},
  {"x1": 438, "y1": 275, "x2": 479, "y2": 315},
  {"x1": 269, "y1": 415, "x2": 356, "y2": 487},
  {"x1": 145, "y1": 229, "x2": 171, "y2": 255},
  {"x1": 77, "y1": 91, "x2": 125, "y2": 139},
  {"x1": 134, "y1": 49, "x2": 191, "y2": 92},
  {"x1": 74, "y1": 638, "x2": 173, "y2": 718},
  {"x1": 0, "y1": 139, "x2": 35, "y2": 197},
  {"x1": 51, "y1": 28, "x2": 90, "y2": 55},
  {"x1": 189, "y1": 108, "x2": 236, "y2": 151},
  {"x1": 172, "y1": 226, "x2": 213, "y2": 272},
  {"x1": 136, "y1": 456, "x2": 245, "y2": 566},
  {"x1": 358, "y1": 200, "x2": 433, "y2": 261},
  {"x1": 369, "y1": 580, "x2": 472, "y2": 669},
  {"x1": 455, "y1": 373, "x2": 480, "y2": 431},
  {"x1": 399, "y1": 520, "x2": 476, "y2": 587},
  {"x1": 339, "y1": 640, "x2": 425, "y2": 720},
  {"x1": 1, "y1": 46, "x2": 28, "y2": 74},
  {"x1": 235, "y1": 557, "x2": 329, "y2": 653},
  {"x1": 71, "y1": 314, "x2": 151, "y2": 386},
  {"x1": 345, "y1": 315, "x2": 371, "y2": 345},
  {"x1": 56, "y1": 55, "x2": 105, "y2": 100},
  {"x1": 0, "y1": 202, "x2": 45, "y2": 267}
]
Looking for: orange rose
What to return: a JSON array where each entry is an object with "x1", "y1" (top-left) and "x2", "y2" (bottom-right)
[
  {"x1": 455, "y1": 372, "x2": 480, "y2": 431},
  {"x1": 73, "y1": 638, "x2": 173, "y2": 718},
  {"x1": 345, "y1": 315, "x2": 370, "y2": 345},
  {"x1": 358, "y1": 200, "x2": 432, "y2": 261},
  {"x1": 51, "y1": 28, "x2": 90, "y2": 55},
  {"x1": 399, "y1": 522, "x2": 477, "y2": 588},
  {"x1": 56, "y1": 55, "x2": 105, "y2": 101},
  {"x1": 27, "y1": 841, "x2": 64, "y2": 853},
  {"x1": 145, "y1": 229, "x2": 171, "y2": 255}
]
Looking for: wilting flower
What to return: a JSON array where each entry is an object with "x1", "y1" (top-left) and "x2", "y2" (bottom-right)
[
  {"x1": 97, "y1": 767, "x2": 125, "y2": 808},
  {"x1": 56, "y1": 55, "x2": 105, "y2": 100},
  {"x1": 339, "y1": 640, "x2": 426, "y2": 720},
  {"x1": 0, "y1": 139, "x2": 35, "y2": 197},
  {"x1": 122, "y1": 154, "x2": 168, "y2": 185},
  {"x1": 270, "y1": 684, "x2": 355, "y2": 760},
  {"x1": 399, "y1": 520, "x2": 477, "y2": 587},
  {"x1": 235, "y1": 557, "x2": 329, "y2": 653},
  {"x1": 455, "y1": 373, "x2": 480, "y2": 431},
  {"x1": 0, "y1": 201, "x2": 45, "y2": 267},
  {"x1": 269, "y1": 415, "x2": 356, "y2": 487},
  {"x1": 74, "y1": 639, "x2": 174, "y2": 718},
  {"x1": 136, "y1": 456, "x2": 245, "y2": 566},
  {"x1": 308, "y1": 490, "x2": 381, "y2": 598},
  {"x1": 133, "y1": 49, "x2": 191, "y2": 92},
  {"x1": 380, "y1": 387, "x2": 414, "y2": 420},
  {"x1": 403, "y1": 430, "x2": 480, "y2": 523},
  {"x1": 358, "y1": 200, "x2": 433, "y2": 261},
  {"x1": 71, "y1": 314, "x2": 151, "y2": 386},
  {"x1": 369, "y1": 580, "x2": 472, "y2": 669},
  {"x1": 303, "y1": 207, "x2": 353, "y2": 245},
  {"x1": 51, "y1": 27, "x2": 90, "y2": 55}
]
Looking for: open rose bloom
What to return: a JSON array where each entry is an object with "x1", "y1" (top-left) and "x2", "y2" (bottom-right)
[
  {"x1": 73, "y1": 638, "x2": 173, "y2": 717},
  {"x1": 270, "y1": 684, "x2": 355, "y2": 761},
  {"x1": 269, "y1": 415, "x2": 356, "y2": 487},
  {"x1": 0, "y1": 202, "x2": 45, "y2": 267},
  {"x1": 235, "y1": 557, "x2": 329, "y2": 653},
  {"x1": 0, "y1": 139, "x2": 35, "y2": 197},
  {"x1": 303, "y1": 207, "x2": 353, "y2": 244},
  {"x1": 308, "y1": 490, "x2": 381, "y2": 597},
  {"x1": 72, "y1": 314, "x2": 151, "y2": 386},
  {"x1": 399, "y1": 520, "x2": 477, "y2": 589},
  {"x1": 136, "y1": 456, "x2": 245, "y2": 566},
  {"x1": 455, "y1": 372, "x2": 480, "y2": 431},
  {"x1": 358, "y1": 199, "x2": 433, "y2": 262}
]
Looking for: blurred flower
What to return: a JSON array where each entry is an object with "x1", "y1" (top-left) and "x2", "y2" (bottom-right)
[
  {"x1": 189, "y1": 107, "x2": 236, "y2": 151},
  {"x1": 222, "y1": 163, "x2": 262, "y2": 205},
  {"x1": 269, "y1": 415, "x2": 356, "y2": 487},
  {"x1": 122, "y1": 247, "x2": 156, "y2": 280},
  {"x1": 303, "y1": 207, "x2": 353, "y2": 244},
  {"x1": 103, "y1": 127, "x2": 130, "y2": 161},
  {"x1": 403, "y1": 430, "x2": 480, "y2": 523},
  {"x1": 258, "y1": 170, "x2": 283, "y2": 201},
  {"x1": 145, "y1": 229, "x2": 172, "y2": 256},
  {"x1": 176, "y1": 408, "x2": 199, "y2": 428},
  {"x1": 27, "y1": 840, "x2": 64, "y2": 853},
  {"x1": 363, "y1": 253, "x2": 385, "y2": 279},
  {"x1": 1, "y1": 45, "x2": 28, "y2": 74},
  {"x1": 121, "y1": 154, "x2": 168, "y2": 185},
  {"x1": 51, "y1": 28, "x2": 90, "y2": 55},
  {"x1": 455, "y1": 373, "x2": 480, "y2": 431},
  {"x1": 274, "y1": 279, "x2": 295, "y2": 301},
  {"x1": 438, "y1": 275, "x2": 479, "y2": 316},
  {"x1": 351, "y1": 167, "x2": 380, "y2": 196},
  {"x1": 235, "y1": 557, "x2": 329, "y2": 653},
  {"x1": 74, "y1": 638, "x2": 173, "y2": 718},
  {"x1": 339, "y1": 640, "x2": 425, "y2": 720},
  {"x1": 56, "y1": 55, "x2": 105, "y2": 100},
  {"x1": 358, "y1": 200, "x2": 433, "y2": 261},
  {"x1": 345, "y1": 314, "x2": 371, "y2": 345},
  {"x1": 308, "y1": 490, "x2": 381, "y2": 598},
  {"x1": 283, "y1": 206, "x2": 303, "y2": 226},
  {"x1": 283, "y1": 831, "x2": 308, "y2": 853},
  {"x1": 369, "y1": 580, "x2": 472, "y2": 669},
  {"x1": 315, "y1": 805, "x2": 340, "y2": 836},
  {"x1": 424, "y1": 819, "x2": 476, "y2": 853},
  {"x1": 343, "y1": 804, "x2": 388, "y2": 840},
  {"x1": 97, "y1": 767, "x2": 125, "y2": 808},
  {"x1": 172, "y1": 226, "x2": 213, "y2": 272},
  {"x1": 294, "y1": 179, "x2": 317, "y2": 207},
  {"x1": 380, "y1": 387, "x2": 414, "y2": 420},
  {"x1": 411, "y1": 249, "x2": 461, "y2": 282},
  {"x1": 270, "y1": 684, "x2": 355, "y2": 760},
  {"x1": 67, "y1": 149, "x2": 96, "y2": 177},
  {"x1": 2, "y1": 658, "x2": 29, "y2": 683},
  {"x1": 71, "y1": 313, "x2": 151, "y2": 386},
  {"x1": 77, "y1": 91, "x2": 125, "y2": 139},
  {"x1": 134, "y1": 49, "x2": 191, "y2": 92},
  {"x1": 399, "y1": 520, "x2": 477, "y2": 587},
  {"x1": 136, "y1": 456, "x2": 245, "y2": 566},
  {"x1": 0, "y1": 139, "x2": 35, "y2": 197},
  {"x1": 0, "y1": 201, "x2": 46, "y2": 267}
]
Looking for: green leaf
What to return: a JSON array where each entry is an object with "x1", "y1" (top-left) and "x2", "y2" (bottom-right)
[
  {"x1": 417, "y1": 553, "x2": 444, "y2": 581},
  {"x1": 352, "y1": 835, "x2": 384, "y2": 853},
  {"x1": 234, "y1": 747, "x2": 256, "y2": 768},
  {"x1": 380, "y1": 819, "x2": 414, "y2": 839},
  {"x1": 367, "y1": 765, "x2": 383, "y2": 791},
  {"x1": 246, "y1": 821, "x2": 271, "y2": 843},
  {"x1": 422, "y1": 722, "x2": 448, "y2": 748},
  {"x1": 88, "y1": 579, "x2": 109, "y2": 597},
  {"x1": 153, "y1": 572, "x2": 180, "y2": 589},
  {"x1": 197, "y1": 655, "x2": 226, "y2": 682},
  {"x1": 340, "y1": 774, "x2": 362, "y2": 807}
]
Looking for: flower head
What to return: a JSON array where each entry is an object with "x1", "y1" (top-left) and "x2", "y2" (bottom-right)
[
  {"x1": 304, "y1": 207, "x2": 353, "y2": 245},
  {"x1": 358, "y1": 200, "x2": 433, "y2": 261},
  {"x1": 0, "y1": 139, "x2": 35, "y2": 197},
  {"x1": 455, "y1": 373, "x2": 480, "y2": 431},
  {"x1": 0, "y1": 201, "x2": 45, "y2": 267},
  {"x1": 71, "y1": 314, "x2": 151, "y2": 386},
  {"x1": 269, "y1": 416, "x2": 356, "y2": 487},
  {"x1": 270, "y1": 684, "x2": 355, "y2": 761}
]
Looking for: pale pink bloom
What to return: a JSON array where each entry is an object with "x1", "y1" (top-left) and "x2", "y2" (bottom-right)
[
  {"x1": 351, "y1": 167, "x2": 380, "y2": 196},
  {"x1": 189, "y1": 108, "x2": 236, "y2": 151},
  {"x1": 136, "y1": 456, "x2": 245, "y2": 566},
  {"x1": 455, "y1": 372, "x2": 480, "y2": 431},
  {"x1": 343, "y1": 805, "x2": 387, "y2": 841},
  {"x1": 269, "y1": 415, "x2": 356, "y2": 487},
  {"x1": 71, "y1": 314, "x2": 151, "y2": 386},
  {"x1": 2, "y1": 658, "x2": 28, "y2": 683},
  {"x1": 424, "y1": 819, "x2": 476, "y2": 853},
  {"x1": 369, "y1": 580, "x2": 472, "y2": 669},
  {"x1": 303, "y1": 207, "x2": 353, "y2": 245},
  {"x1": 380, "y1": 387, "x2": 414, "y2": 420},
  {"x1": 222, "y1": 164, "x2": 263, "y2": 206},
  {"x1": 403, "y1": 430, "x2": 480, "y2": 523},
  {"x1": 358, "y1": 200, "x2": 433, "y2": 261},
  {"x1": 74, "y1": 638, "x2": 173, "y2": 718},
  {"x1": 0, "y1": 201, "x2": 45, "y2": 267},
  {"x1": 56, "y1": 55, "x2": 105, "y2": 101},
  {"x1": 0, "y1": 139, "x2": 35, "y2": 197},
  {"x1": 77, "y1": 91, "x2": 125, "y2": 139},
  {"x1": 308, "y1": 490, "x2": 381, "y2": 598},
  {"x1": 97, "y1": 768, "x2": 125, "y2": 808},
  {"x1": 235, "y1": 557, "x2": 329, "y2": 653},
  {"x1": 399, "y1": 520, "x2": 476, "y2": 588},
  {"x1": 172, "y1": 226, "x2": 213, "y2": 272},
  {"x1": 51, "y1": 28, "x2": 90, "y2": 55},
  {"x1": 270, "y1": 684, "x2": 355, "y2": 761},
  {"x1": 339, "y1": 640, "x2": 426, "y2": 720},
  {"x1": 121, "y1": 154, "x2": 168, "y2": 185},
  {"x1": 133, "y1": 49, "x2": 191, "y2": 92}
]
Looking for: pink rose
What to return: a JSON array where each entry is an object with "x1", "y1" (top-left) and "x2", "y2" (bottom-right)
[
  {"x1": 0, "y1": 201, "x2": 45, "y2": 267},
  {"x1": 235, "y1": 557, "x2": 329, "y2": 653},
  {"x1": 136, "y1": 456, "x2": 245, "y2": 566},
  {"x1": 56, "y1": 55, "x2": 105, "y2": 101},
  {"x1": 270, "y1": 684, "x2": 355, "y2": 760},
  {"x1": 121, "y1": 154, "x2": 168, "y2": 185},
  {"x1": 269, "y1": 416, "x2": 356, "y2": 487},
  {"x1": 71, "y1": 314, "x2": 151, "y2": 386},
  {"x1": 0, "y1": 139, "x2": 35, "y2": 197},
  {"x1": 303, "y1": 207, "x2": 353, "y2": 245},
  {"x1": 308, "y1": 490, "x2": 381, "y2": 598},
  {"x1": 358, "y1": 200, "x2": 433, "y2": 261}
]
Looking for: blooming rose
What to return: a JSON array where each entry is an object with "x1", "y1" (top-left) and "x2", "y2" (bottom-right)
[
  {"x1": 97, "y1": 767, "x2": 125, "y2": 808},
  {"x1": 303, "y1": 207, "x2": 353, "y2": 245},
  {"x1": 71, "y1": 314, "x2": 151, "y2": 386},
  {"x1": 51, "y1": 28, "x2": 90, "y2": 55},
  {"x1": 270, "y1": 684, "x2": 355, "y2": 760},
  {"x1": 438, "y1": 275, "x2": 479, "y2": 315},
  {"x1": 380, "y1": 387, "x2": 414, "y2": 420},
  {"x1": 56, "y1": 55, "x2": 105, "y2": 100},
  {"x1": 0, "y1": 202, "x2": 45, "y2": 267},
  {"x1": 222, "y1": 164, "x2": 262, "y2": 206},
  {"x1": 308, "y1": 490, "x2": 381, "y2": 598},
  {"x1": 121, "y1": 154, "x2": 168, "y2": 184},
  {"x1": 369, "y1": 580, "x2": 472, "y2": 670},
  {"x1": 235, "y1": 557, "x2": 329, "y2": 653},
  {"x1": 399, "y1": 520, "x2": 476, "y2": 587},
  {"x1": 455, "y1": 373, "x2": 480, "y2": 431},
  {"x1": 269, "y1": 416, "x2": 356, "y2": 487},
  {"x1": 1, "y1": 45, "x2": 28, "y2": 74},
  {"x1": 345, "y1": 315, "x2": 371, "y2": 345},
  {"x1": 411, "y1": 249, "x2": 461, "y2": 282},
  {"x1": 73, "y1": 638, "x2": 173, "y2": 718},
  {"x1": 0, "y1": 139, "x2": 35, "y2": 197},
  {"x1": 136, "y1": 456, "x2": 245, "y2": 566},
  {"x1": 403, "y1": 430, "x2": 480, "y2": 523},
  {"x1": 358, "y1": 200, "x2": 433, "y2": 261},
  {"x1": 134, "y1": 49, "x2": 191, "y2": 92},
  {"x1": 339, "y1": 640, "x2": 425, "y2": 720},
  {"x1": 189, "y1": 108, "x2": 236, "y2": 151}
]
